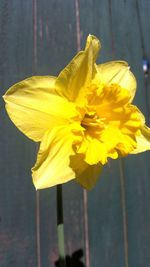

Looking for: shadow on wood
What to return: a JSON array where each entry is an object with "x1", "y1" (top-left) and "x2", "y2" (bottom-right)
[{"x1": 55, "y1": 249, "x2": 85, "y2": 267}]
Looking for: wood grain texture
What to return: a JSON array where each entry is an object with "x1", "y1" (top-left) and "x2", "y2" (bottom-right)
[
  {"x1": 79, "y1": 1, "x2": 126, "y2": 266},
  {"x1": 136, "y1": 0, "x2": 150, "y2": 124},
  {"x1": 108, "y1": 1, "x2": 150, "y2": 267},
  {"x1": 35, "y1": 1, "x2": 85, "y2": 266},
  {"x1": 0, "y1": 1, "x2": 37, "y2": 266}
]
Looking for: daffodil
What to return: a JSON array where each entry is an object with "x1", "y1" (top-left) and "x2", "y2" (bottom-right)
[{"x1": 3, "y1": 35, "x2": 150, "y2": 190}]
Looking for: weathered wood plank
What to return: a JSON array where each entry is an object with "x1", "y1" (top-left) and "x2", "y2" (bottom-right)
[
  {"x1": 111, "y1": 1, "x2": 150, "y2": 266},
  {"x1": 0, "y1": 1, "x2": 37, "y2": 266},
  {"x1": 35, "y1": 1, "x2": 85, "y2": 266},
  {"x1": 79, "y1": 0, "x2": 114, "y2": 62},
  {"x1": 79, "y1": 0, "x2": 126, "y2": 266},
  {"x1": 137, "y1": 0, "x2": 150, "y2": 124}
]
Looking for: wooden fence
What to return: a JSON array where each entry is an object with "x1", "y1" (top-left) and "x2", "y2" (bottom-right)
[{"x1": 0, "y1": 1, "x2": 150, "y2": 266}]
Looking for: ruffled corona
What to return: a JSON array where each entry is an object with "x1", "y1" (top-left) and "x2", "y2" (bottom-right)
[{"x1": 73, "y1": 83, "x2": 142, "y2": 166}]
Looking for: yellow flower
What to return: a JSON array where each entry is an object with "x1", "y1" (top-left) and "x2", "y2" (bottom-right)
[{"x1": 3, "y1": 35, "x2": 150, "y2": 190}]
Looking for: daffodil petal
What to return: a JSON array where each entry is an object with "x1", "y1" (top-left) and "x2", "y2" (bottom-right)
[
  {"x1": 69, "y1": 153, "x2": 102, "y2": 189},
  {"x1": 96, "y1": 61, "x2": 136, "y2": 101},
  {"x1": 131, "y1": 125, "x2": 150, "y2": 154},
  {"x1": 3, "y1": 76, "x2": 77, "y2": 141},
  {"x1": 32, "y1": 124, "x2": 102, "y2": 190},
  {"x1": 32, "y1": 126, "x2": 76, "y2": 189},
  {"x1": 77, "y1": 164, "x2": 102, "y2": 190},
  {"x1": 56, "y1": 35, "x2": 101, "y2": 103}
]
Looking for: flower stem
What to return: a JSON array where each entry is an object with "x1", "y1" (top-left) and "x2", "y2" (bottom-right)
[{"x1": 57, "y1": 184, "x2": 66, "y2": 267}]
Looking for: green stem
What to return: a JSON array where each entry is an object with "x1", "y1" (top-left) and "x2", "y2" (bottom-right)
[{"x1": 57, "y1": 184, "x2": 66, "y2": 267}]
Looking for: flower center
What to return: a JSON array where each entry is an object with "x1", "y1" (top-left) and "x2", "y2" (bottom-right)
[{"x1": 81, "y1": 111, "x2": 106, "y2": 137}]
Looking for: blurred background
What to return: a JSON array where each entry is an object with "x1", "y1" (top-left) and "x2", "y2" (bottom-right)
[{"x1": 0, "y1": 0, "x2": 150, "y2": 266}]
